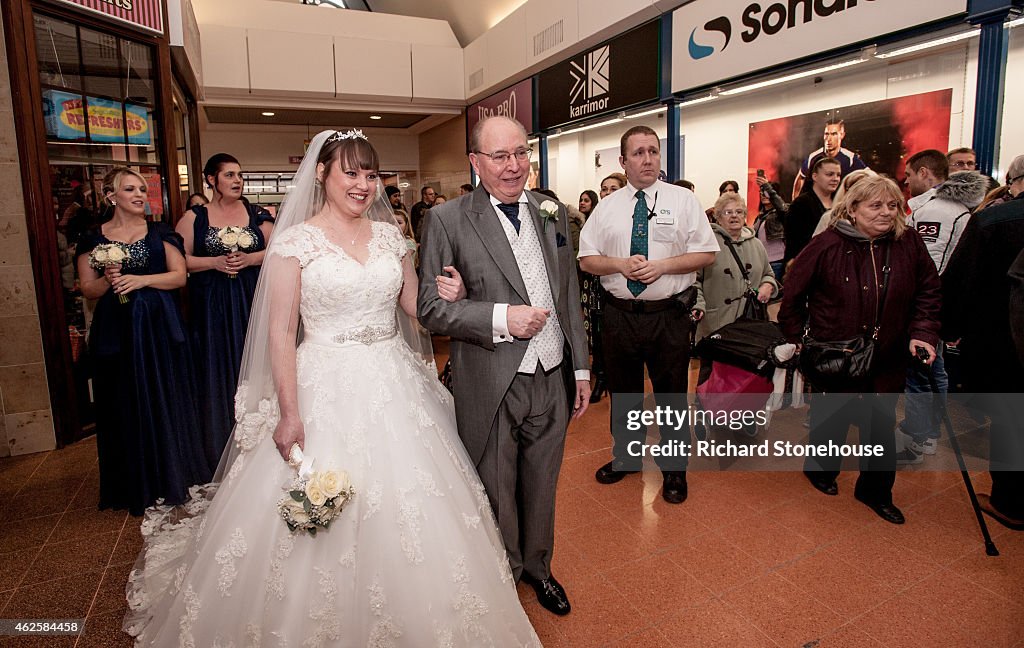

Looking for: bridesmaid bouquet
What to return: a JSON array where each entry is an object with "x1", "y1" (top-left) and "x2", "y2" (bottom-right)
[
  {"x1": 278, "y1": 458, "x2": 355, "y2": 536},
  {"x1": 88, "y1": 243, "x2": 131, "y2": 304},
  {"x1": 216, "y1": 226, "x2": 256, "y2": 278}
]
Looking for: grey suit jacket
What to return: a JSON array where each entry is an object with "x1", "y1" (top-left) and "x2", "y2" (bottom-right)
[{"x1": 417, "y1": 187, "x2": 589, "y2": 464}]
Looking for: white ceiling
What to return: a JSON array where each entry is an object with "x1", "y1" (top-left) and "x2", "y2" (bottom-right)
[{"x1": 365, "y1": 0, "x2": 526, "y2": 46}]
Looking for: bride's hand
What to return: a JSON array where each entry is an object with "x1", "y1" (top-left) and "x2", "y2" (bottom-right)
[
  {"x1": 437, "y1": 265, "x2": 467, "y2": 302},
  {"x1": 273, "y1": 415, "x2": 304, "y2": 462}
]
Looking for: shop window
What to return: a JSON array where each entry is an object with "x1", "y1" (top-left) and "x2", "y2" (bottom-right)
[{"x1": 33, "y1": 11, "x2": 168, "y2": 438}]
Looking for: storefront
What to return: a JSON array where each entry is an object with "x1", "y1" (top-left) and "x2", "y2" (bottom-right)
[
  {"x1": 538, "y1": 0, "x2": 1023, "y2": 216},
  {"x1": 534, "y1": 20, "x2": 670, "y2": 204},
  {"x1": 2, "y1": 0, "x2": 193, "y2": 448}
]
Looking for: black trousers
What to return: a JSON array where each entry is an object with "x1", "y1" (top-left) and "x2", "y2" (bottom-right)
[
  {"x1": 805, "y1": 393, "x2": 898, "y2": 504},
  {"x1": 601, "y1": 301, "x2": 691, "y2": 472}
]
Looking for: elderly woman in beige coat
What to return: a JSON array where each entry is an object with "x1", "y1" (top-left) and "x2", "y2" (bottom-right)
[{"x1": 692, "y1": 192, "x2": 778, "y2": 348}]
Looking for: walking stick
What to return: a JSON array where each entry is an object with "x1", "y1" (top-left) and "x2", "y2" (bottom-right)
[{"x1": 915, "y1": 347, "x2": 999, "y2": 557}]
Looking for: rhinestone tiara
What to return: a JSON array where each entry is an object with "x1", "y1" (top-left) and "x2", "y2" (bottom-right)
[{"x1": 327, "y1": 129, "x2": 367, "y2": 143}]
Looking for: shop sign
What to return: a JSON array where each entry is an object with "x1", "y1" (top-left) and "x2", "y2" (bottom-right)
[
  {"x1": 537, "y1": 21, "x2": 660, "y2": 131},
  {"x1": 673, "y1": 0, "x2": 967, "y2": 93},
  {"x1": 43, "y1": 90, "x2": 152, "y2": 145},
  {"x1": 52, "y1": 0, "x2": 163, "y2": 35},
  {"x1": 467, "y1": 79, "x2": 534, "y2": 136}
]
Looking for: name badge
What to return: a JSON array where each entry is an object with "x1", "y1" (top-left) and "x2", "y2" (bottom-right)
[{"x1": 656, "y1": 216, "x2": 675, "y2": 225}]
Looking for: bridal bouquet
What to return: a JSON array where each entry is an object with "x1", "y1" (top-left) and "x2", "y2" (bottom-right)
[
  {"x1": 278, "y1": 465, "x2": 354, "y2": 536},
  {"x1": 216, "y1": 226, "x2": 256, "y2": 278},
  {"x1": 88, "y1": 243, "x2": 131, "y2": 304}
]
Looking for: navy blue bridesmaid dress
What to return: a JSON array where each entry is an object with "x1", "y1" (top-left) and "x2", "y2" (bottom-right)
[
  {"x1": 76, "y1": 222, "x2": 212, "y2": 516},
  {"x1": 188, "y1": 201, "x2": 273, "y2": 468}
]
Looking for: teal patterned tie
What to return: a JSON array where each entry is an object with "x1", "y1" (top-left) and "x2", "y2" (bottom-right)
[{"x1": 628, "y1": 190, "x2": 648, "y2": 297}]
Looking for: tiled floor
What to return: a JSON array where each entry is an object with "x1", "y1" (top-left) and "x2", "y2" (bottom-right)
[{"x1": 1, "y1": 363, "x2": 1023, "y2": 646}]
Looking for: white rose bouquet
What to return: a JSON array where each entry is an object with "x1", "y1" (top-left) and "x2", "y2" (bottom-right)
[
  {"x1": 216, "y1": 226, "x2": 257, "y2": 278},
  {"x1": 278, "y1": 455, "x2": 354, "y2": 536},
  {"x1": 88, "y1": 243, "x2": 132, "y2": 304}
]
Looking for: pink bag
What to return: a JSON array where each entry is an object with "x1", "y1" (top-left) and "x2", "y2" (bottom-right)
[{"x1": 696, "y1": 362, "x2": 773, "y2": 418}]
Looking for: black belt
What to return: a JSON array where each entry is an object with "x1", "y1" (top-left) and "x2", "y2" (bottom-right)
[{"x1": 602, "y1": 291, "x2": 681, "y2": 314}]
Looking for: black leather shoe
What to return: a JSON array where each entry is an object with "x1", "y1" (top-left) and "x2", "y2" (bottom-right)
[
  {"x1": 855, "y1": 494, "x2": 905, "y2": 524},
  {"x1": 804, "y1": 471, "x2": 838, "y2": 496},
  {"x1": 589, "y1": 377, "x2": 606, "y2": 403},
  {"x1": 595, "y1": 460, "x2": 638, "y2": 485},
  {"x1": 662, "y1": 471, "x2": 688, "y2": 504},
  {"x1": 525, "y1": 574, "x2": 571, "y2": 616}
]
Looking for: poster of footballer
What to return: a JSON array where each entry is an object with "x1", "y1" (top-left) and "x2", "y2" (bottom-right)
[{"x1": 746, "y1": 89, "x2": 954, "y2": 207}]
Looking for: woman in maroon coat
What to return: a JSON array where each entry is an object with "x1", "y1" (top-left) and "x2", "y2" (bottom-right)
[{"x1": 780, "y1": 175, "x2": 941, "y2": 524}]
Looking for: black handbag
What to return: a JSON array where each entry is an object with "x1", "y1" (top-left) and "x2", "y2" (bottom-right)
[
  {"x1": 722, "y1": 236, "x2": 768, "y2": 322},
  {"x1": 799, "y1": 245, "x2": 891, "y2": 385}
]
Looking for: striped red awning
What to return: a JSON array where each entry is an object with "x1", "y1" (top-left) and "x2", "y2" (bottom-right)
[{"x1": 52, "y1": 0, "x2": 163, "y2": 36}]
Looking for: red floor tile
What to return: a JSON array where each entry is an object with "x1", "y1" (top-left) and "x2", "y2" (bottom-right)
[
  {"x1": 775, "y1": 549, "x2": 900, "y2": 618},
  {"x1": 720, "y1": 572, "x2": 845, "y2": 647},
  {"x1": 659, "y1": 598, "x2": 780, "y2": 648}
]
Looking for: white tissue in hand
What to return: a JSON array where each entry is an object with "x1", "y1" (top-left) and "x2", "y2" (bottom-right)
[{"x1": 773, "y1": 343, "x2": 797, "y2": 363}]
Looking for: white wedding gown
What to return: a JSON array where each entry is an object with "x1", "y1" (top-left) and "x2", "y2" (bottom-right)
[{"x1": 125, "y1": 222, "x2": 541, "y2": 647}]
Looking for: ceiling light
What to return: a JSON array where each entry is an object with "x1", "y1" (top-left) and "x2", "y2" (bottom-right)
[
  {"x1": 628, "y1": 107, "x2": 667, "y2": 119},
  {"x1": 720, "y1": 58, "x2": 865, "y2": 96},
  {"x1": 369, "y1": 115, "x2": 382, "y2": 120},
  {"x1": 261, "y1": 111, "x2": 275, "y2": 116},
  {"x1": 679, "y1": 93, "x2": 719, "y2": 107},
  {"x1": 875, "y1": 29, "x2": 978, "y2": 59}
]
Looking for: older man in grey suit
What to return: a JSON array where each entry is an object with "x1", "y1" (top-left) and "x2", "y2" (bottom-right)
[{"x1": 418, "y1": 116, "x2": 591, "y2": 616}]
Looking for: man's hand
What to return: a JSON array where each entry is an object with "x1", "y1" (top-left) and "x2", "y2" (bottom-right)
[
  {"x1": 507, "y1": 306, "x2": 549, "y2": 338},
  {"x1": 621, "y1": 254, "x2": 647, "y2": 281},
  {"x1": 436, "y1": 265, "x2": 466, "y2": 302},
  {"x1": 572, "y1": 379, "x2": 591, "y2": 419},
  {"x1": 632, "y1": 258, "x2": 666, "y2": 285}
]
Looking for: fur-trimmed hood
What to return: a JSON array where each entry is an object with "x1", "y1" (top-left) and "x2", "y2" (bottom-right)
[{"x1": 934, "y1": 171, "x2": 990, "y2": 209}]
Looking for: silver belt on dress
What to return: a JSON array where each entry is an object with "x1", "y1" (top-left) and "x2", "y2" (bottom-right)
[{"x1": 304, "y1": 323, "x2": 398, "y2": 348}]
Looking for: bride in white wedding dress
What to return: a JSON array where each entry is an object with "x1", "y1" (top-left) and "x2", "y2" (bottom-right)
[{"x1": 124, "y1": 130, "x2": 542, "y2": 647}]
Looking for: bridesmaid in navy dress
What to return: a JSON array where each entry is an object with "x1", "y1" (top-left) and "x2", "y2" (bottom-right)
[
  {"x1": 176, "y1": 154, "x2": 274, "y2": 468},
  {"x1": 76, "y1": 167, "x2": 211, "y2": 516}
]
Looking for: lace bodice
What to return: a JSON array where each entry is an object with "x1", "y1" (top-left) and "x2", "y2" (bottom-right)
[{"x1": 269, "y1": 221, "x2": 408, "y2": 337}]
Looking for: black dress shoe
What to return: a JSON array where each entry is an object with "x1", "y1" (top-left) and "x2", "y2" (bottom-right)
[
  {"x1": 855, "y1": 494, "x2": 905, "y2": 525},
  {"x1": 595, "y1": 460, "x2": 638, "y2": 484},
  {"x1": 662, "y1": 471, "x2": 688, "y2": 504},
  {"x1": 804, "y1": 471, "x2": 838, "y2": 496},
  {"x1": 589, "y1": 377, "x2": 606, "y2": 403},
  {"x1": 525, "y1": 574, "x2": 571, "y2": 616}
]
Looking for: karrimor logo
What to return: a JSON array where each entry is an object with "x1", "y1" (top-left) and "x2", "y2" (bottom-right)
[
  {"x1": 688, "y1": 17, "x2": 731, "y2": 60},
  {"x1": 688, "y1": 0, "x2": 876, "y2": 60},
  {"x1": 569, "y1": 46, "x2": 610, "y2": 118}
]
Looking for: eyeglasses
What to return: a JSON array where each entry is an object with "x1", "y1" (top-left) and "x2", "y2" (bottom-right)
[
  {"x1": 474, "y1": 147, "x2": 533, "y2": 165},
  {"x1": 721, "y1": 209, "x2": 747, "y2": 217},
  {"x1": 951, "y1": 160, "x2": 976, "y2": 169}
]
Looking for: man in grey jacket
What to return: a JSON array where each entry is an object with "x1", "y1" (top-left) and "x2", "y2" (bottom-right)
[
  {"x1": 899, "y1": 149, "x2": 988, "y2": 463},
  {"x1": 417, "y1": 116, "x2": 591, "y2": 616}
]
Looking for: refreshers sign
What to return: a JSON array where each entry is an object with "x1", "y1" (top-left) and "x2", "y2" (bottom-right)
[
  {"x1": 672, "y1": 0, "x2": 966, "y2": 93},
  {"x1": 53, "y1": 0, "x2": 164, "y2": 35},
  {"x1": 537, "y1": 21, "x2": 660, "y2": 131}
]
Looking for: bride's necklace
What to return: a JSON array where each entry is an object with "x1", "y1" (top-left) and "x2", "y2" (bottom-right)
[{"x1": 324, "y1": 206, "x2": 369, "y2": 246}]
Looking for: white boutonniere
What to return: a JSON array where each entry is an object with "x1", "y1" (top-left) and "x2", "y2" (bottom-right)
[{"x1": 539, "y1": 200, "x2": 559, "y2": 233}]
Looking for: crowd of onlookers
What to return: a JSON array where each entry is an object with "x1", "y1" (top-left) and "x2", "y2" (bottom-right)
[
  {"x1": 561, "y1": 142, "x2": 1024, "y2": 528},
  {"x1": 71, "y1": 137, "x2": 1024, "y2": 534}
]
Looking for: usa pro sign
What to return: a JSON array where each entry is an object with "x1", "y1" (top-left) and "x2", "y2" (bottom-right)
[{"x1": 672, "y1": 0, "x2": 966, "y2": 93}]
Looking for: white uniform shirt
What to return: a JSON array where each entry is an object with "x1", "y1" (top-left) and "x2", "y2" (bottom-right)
[{"x1": 577, "y1": 180, "x2": 719, "y2": 300}]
